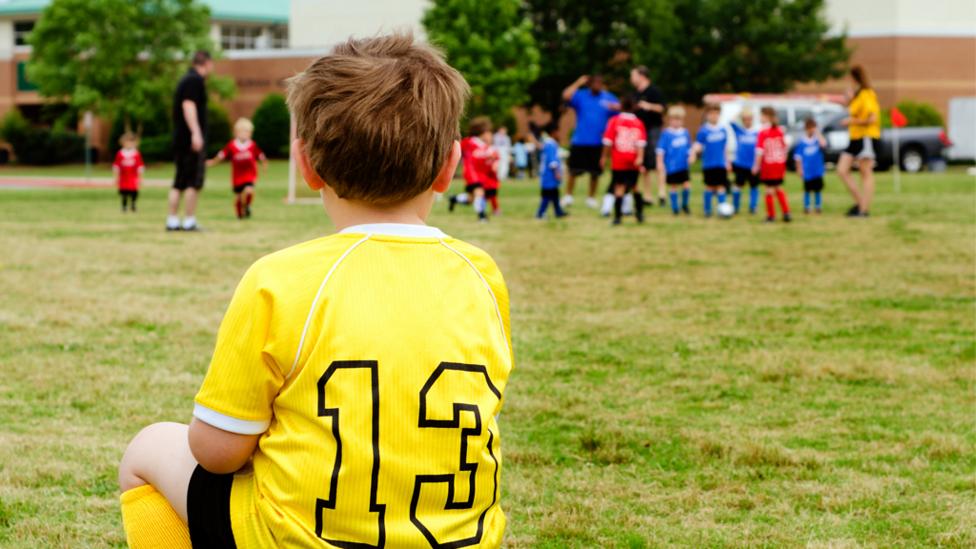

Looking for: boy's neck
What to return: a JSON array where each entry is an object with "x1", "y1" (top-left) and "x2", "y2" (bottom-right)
[{"x1": 323, "y1": 188, "x2": 434, "y2": 232}]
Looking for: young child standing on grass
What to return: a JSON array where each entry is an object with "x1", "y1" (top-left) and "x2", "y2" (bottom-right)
[
  {"x1": 513, "y1": 137, "x2": 529, "y2": 179},
  {"x1": 207, "y1": 118, "x2": 267, "y2": 219},
  {"x1": 448, "y1": 117, "x2": 491, "y2": 220},
  {"x1": 731, "y1": 109, "x2": 760, "y2": 214},
  {"x1": 691, "y1": 103, "x2": 730, "y2": 217},
  {"x1": 113, "y1": 133, "x2": 144, "y2": 213},
  {"x1": 795, "y1": 118, "x2": 827, "y2": 214},
  {"x1": 477, "y1": 122, "x2": 503, "y2": 216},
  {"x1": 118, "y1": 33, "x2": 513, "y2": 549},
  {"x1": 602, "y1": 95, "x2": 647, "y2": 225},
  {"x1": 753, "y1": 106, "x2": 792, "y2": 223},
  {"x1": 657, "y1": 105, "x2": 693, "y2": 216},
  {"x1": 537, "y1": 125, "x2": 567, "y2": 219}
]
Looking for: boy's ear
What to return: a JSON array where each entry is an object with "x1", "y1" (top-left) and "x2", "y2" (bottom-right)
[
  {"x1": 294, "y1": 139, "x2": 325, "y2": 191},
  {"x1": 432, "y1": 140, "x2": 461, "y2": 194}
]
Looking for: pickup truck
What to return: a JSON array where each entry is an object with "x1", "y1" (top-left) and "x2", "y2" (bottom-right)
[{"x1": 787, "y1": 112, "x2": 951, "y2": 173}]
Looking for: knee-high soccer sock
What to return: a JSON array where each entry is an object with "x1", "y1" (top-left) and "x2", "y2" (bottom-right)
[
  {"x1": 488, "y1": 195, "x2": 499, "y2": 213},
  {"x1": 749, "y1": 186, "x2": 759, "y2": 212},
  {"x1": 669, "y1": 191, "x2": 680, "y2": 214},
  {"x1": 703, "y1": 190, "x2": 714, "y2": 216},
  {"x1": 633, "y1": 192, "x2": 645, "y2": 219},
  {"x1": 120, "y1": 485, "x2": 192, "y2": 549},
  {"x1": 245, "y1": 192, "x2": 253, "y2": 207},
  {"x1": 234, "y1": 196, "x2": 243, "y2": 218},
  {"x1": 131, "y1": 193, "x2": 138, "y2": 212},
  {"x1": 775, "y1": 187, "x2": 790, "y2": 214},
  {"x1": 815, "y1": 192, "x2": 822, "y2": 210},
  {"x1": 613, "y1": 195, "x2": 623, "y2": 222},
  {"x1": 121, "y1": 194, "x2": 128, "y2": 210},
  {"x1": 804, "y1": 191, "x2": 811, "y2": 210},
  {"x1": 717, "y1": 189, "x2": 727, "y2": 203},
  {"x1": 681, "y1": 188, "x2": 690, "y2": 210},
  {"x1": 765, "y1": 192, "x2": 776, "y2": 218},
  {"x1": 732, "y1": 187, "x2": 742, "y2": 211}
]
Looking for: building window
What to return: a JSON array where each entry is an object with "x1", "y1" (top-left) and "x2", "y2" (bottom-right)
[
  {"x1": 14, "y1": 21, "x2": 34, "y2": 47},
  {"x1": 270, "y1": 25, "x2": 288, "y2": 49},
  {"x1": 220, "y1": 25, "x2": 262, "y2": 50}
]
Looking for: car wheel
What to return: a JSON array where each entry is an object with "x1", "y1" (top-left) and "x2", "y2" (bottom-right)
[{"x1": 901, "y1": 147, "x2": 924, "y2": 173}]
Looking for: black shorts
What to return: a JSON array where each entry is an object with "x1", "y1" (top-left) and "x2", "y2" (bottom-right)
[
  {"x1": 804, "y1": 177, "x2": 824, "y2": 192},
  {"x1": 485, "y1": 188, "x2": 498, "y2": 198},
  {"x1": 611, "y1": 169, "x2": 640, "y2": 190},
  {"x1": 173, "y1": 150, "x2": 205, "y2": 191},
  {"x1": 643, "y1": 128, "x2": 661, "y2": 170},
  {"x1": 666, "y1": 170, "x2": 690, "y2": 185},
  {"x1": 464, "y1": 182, "x2": 483, "y2": 193},
  {"x1": 733, "y1": 166, "x2": 759, "y2": 188},
  {"x1": 703, "y1": 167, "x2": 729, "y2": 187},
  {"x1": 233, "y1": 182, "x2": 254, "y2": 193},
  {"x1": 761, "y1": 178, "x2": 784, "y2": 187},
  {"x1": 187, "y1": 465, "x2": 236, "y2": 548},
  {"x1": 843, "y1": 137, "x2": 880, "y2": 160},
  {"x1": 118, "y1": 189, "x2": 139, "y2": 197},
  {"x1": 568, "y1": 145, "x2": 603, "y2": 176}
]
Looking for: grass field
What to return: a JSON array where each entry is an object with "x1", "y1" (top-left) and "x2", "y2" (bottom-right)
[{"x1": 0, "y1": 161, "x2": 973, "y2": 548}]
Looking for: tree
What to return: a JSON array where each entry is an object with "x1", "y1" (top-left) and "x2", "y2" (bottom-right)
[
  {"x1": 423, "y1": 0, "x2": 540, "y2": 124},
  {"x1": 27, "y1": 0, "x2": 226, "y2": 133},
  {"x1": 252, "y1": 94, "x2": 291, "y2": 158},
  {"x1": 522, "y1": 0, "x2": 848, "y2": 109}
]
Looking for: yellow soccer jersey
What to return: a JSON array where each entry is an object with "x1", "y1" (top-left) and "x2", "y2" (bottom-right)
[
  {"x1": 849, "y1": 88, "x2": 881, "y2": 140},
  {"x1": 193, "y1": 223, "x2": 513, "y2": 548}
]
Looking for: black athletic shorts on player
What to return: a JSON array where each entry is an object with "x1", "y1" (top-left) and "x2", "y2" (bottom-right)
[
  {"x1": 568, "y1": 145, "x2": 603, "y2": 176},
  {"x1": 173, "y1": 151, "x2": 205, "y2": 191}
]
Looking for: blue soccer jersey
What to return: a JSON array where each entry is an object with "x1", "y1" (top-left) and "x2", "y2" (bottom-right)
[
  {"x1": 569, "y1": 89, "x2": 619, "y2": 146},
  {"x1": 656, "y1": 128, "x2": 691, "y2": 175},
  {"x1": 795, "y1": 136, "x2": 826, "y2": 180},
  {"x1": 731, "y1": 123, "x2": 759, "y2": 169},
  {"x1": 540, "y1": 137, "x2": 562, "y2": 189},
  {"x1": 696, "y1": 123, "x2": 728, "y2": 169}
]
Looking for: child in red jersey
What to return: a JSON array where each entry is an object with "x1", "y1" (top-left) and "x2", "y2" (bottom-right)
[
  {"x1": 476, "y1": 123, "x2": 502, "y2": 216},
  {"x1": 448, "y1": 117, "x2": 492, "y2": 217},
  {"x1": 207, "y1": 118, "x2": 267, "y2": 219},
  {"x1": 601, "y1": 96, "x2": 647, "y2": 225},
  {"x1": 753, "y1": 106, "x2": 792, "y2": 223},
  {"x1": 113, "y1": 133, "x2": 145, "y2": 213}
]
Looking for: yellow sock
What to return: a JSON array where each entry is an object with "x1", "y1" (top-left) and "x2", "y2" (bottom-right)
[{"x1": 120, "y1": 485, "x2": 192, "y2": 549}]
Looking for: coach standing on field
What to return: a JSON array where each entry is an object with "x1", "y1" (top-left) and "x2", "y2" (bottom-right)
[
  {"x1": 166, "y1": 51, "x2": 213, "y2": 232},
  {"x1": 630, "y1": 66, "x2": 667, "y2": 206},
  {"x1": 561, "y1": 74, "x2": 619, "y2": 209}
]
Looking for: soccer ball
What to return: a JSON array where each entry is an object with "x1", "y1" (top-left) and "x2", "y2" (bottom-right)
[{"x1": 716, "y1": 202, "x2": 735, "y2": 218}]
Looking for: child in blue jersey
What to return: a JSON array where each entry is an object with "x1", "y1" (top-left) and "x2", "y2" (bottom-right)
[
  {"x1": 656, "y1": 105, "x2": 693, "y2": 216},
  {"x1": 795, "y1": 118, "x2": 827, "y2": 214},
  {"x1": 731, "y1": 109, "x2": 760, "y2": 214},
  {"x1": 691, "y1": 103, "x2": 730, "y2": 217},
  {"x1": 537, "y1": 126, "x2": 567, "y2": 219}
]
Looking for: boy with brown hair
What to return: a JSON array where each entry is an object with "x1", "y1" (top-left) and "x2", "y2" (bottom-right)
[{"x1": 118, "y1": 33, "x2": 514, "y2": 549}]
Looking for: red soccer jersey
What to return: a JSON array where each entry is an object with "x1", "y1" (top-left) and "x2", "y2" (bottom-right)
[
  {"x1": 469, "y1": 137, "x2": 499, "y2": 188},
  {"x1": 602, "y1": 113, "x2": 647, "y2": 171},
  {"x1": 757, "y1": 126, "x2": 787, "y2": 181},
  {"x1": 220, "y1": 139, "x2": 264, "y2": 186},
  {"x1": 460, "y1": 136, "x2": 478, "y2": 184},
  {"x1": 113, "y1": 149, "x2": 144, "y2": 191}
]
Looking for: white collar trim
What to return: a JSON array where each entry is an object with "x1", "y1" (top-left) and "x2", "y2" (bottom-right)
[{"x1": 340, "y1": 223, "x2": 447, "y2": 238}]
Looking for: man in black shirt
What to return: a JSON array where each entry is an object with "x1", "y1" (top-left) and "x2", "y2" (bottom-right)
[
  {"x1": 167, "y1": 51, "x2": 213, "y2": 232},
  {"x1": 631, "y1": 66, "x2": 667, "y2": 206}
]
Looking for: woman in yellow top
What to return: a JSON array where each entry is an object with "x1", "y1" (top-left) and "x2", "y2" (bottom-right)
[{"x1": 838, "y1": 65, "x2": 881, "y2": 217}]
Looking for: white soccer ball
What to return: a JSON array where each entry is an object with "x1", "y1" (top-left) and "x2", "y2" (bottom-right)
[{"x1": 716, "y1": 202, "x2": 735, "y2": 218}]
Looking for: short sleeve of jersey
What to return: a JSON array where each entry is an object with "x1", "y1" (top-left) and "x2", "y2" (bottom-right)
[
  {"x1": 569, "y1": 89, "x2": 583, "y2": 110},
  {"x1": 602, "y1": 117, "x2": 617, "y2": 146},
  {"x1": 220, "y1": 141, "x2": 234, "y2": 159},
  {"x1": 179, "y1": 75, "x2": 204, "y2": 104},
  {"x1": 696, "y1": 127, "x2": 707, "y2": 145},
  {"x1": 194, "y1": 262, "x2": 285, "y2": 434},
  {"x1": 756, "y1": 131, "x2": 767, "y2": 153},
  {"x1": 656, "y1": 131, "x2": 669, "y2": 154}
]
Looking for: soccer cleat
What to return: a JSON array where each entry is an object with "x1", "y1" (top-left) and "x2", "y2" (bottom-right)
[
  {"x1": 783, "y1": 213, "x2": 792, "y2": 223},
  {"x1": 845, "y1": 204, "x2": 861, "y2": 217},
  {"x1": 804, "y1": 207, "x2": 810, "y2": 215},
  {"x1": 448, "y1": 196, "x2": 457, "y2": 212},
  {"x1": 658, "y1": 197, "x2": 667, "y2": 206},
  {"x1": 682, "y1": 205, "x2": 691, "y2": 215},
  {"x1": 611, "y1": 217, "x2": 622, "y2": 226},
  {"x1": 765, "y1": 216, "x2": 776, "y2": 223},
  {"x1": 600, "y1": 194, "x2": 614, "y2": 217},
  {"x1": 560, "y1": 194, "x2": 574, "y2": 208},
  {"x1": 636, "y1": 212, "x2": 645, "y2": 224},
  {"x1": 586, "y1": 196, "x2": 599, "y2": 209}
]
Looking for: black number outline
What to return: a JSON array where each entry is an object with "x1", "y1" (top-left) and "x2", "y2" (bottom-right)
[
  {"x1": 409, "y1": 362, "x2": 502, "y2": 548},
  {"x1": 315, "y1": 360, "x2": 387, "y2": 548}
]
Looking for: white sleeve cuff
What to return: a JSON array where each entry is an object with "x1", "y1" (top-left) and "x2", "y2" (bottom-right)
[
  {"x1": 193, "y1": 403, "x2": 270, "y2": 435},
  {"x1": 655, "y1": 148, "x2": 665, "y2": 155},
  {"x1": 601, "y1": 138, "x2": 612, "y2": 146}
]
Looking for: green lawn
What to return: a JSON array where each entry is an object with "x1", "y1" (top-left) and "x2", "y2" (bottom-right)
[{"x1": 0, "y1": 161, "x2": 973, "y2": 548}]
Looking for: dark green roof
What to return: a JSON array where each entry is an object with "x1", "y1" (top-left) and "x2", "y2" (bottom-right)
[{"x1": 0, "y1": 0, "x2": 289, "y2": 23}]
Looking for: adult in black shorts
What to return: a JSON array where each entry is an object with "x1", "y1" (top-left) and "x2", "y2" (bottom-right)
[
  {"x1": 167, "y1": 51, "x2": 213, "y2": 232},
  {"x1": 561, "y1": 74, "x2": 619, "y2": 209},
  {"x1": 630, "y1": 66, "x2": 666, "y2": 205}
]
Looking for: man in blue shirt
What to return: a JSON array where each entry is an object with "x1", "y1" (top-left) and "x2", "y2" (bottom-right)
[
  {"x1": 561, "y1": 74, "x2": 619, "y2": 209},
  {"x1": 537, "y1": 125, "x2": 568, "y2": 219},
  {"x1": 795, "y1": 118, "x2": 827, "y2": 214},
  {"x1": 731, "y1": 110, "x2": 759, "y2": 214},
  {"x1": 691, "y1": 104, "x2": 730, "y2": 217}
]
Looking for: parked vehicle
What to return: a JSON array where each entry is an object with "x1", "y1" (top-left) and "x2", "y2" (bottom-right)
[
  {"x1": 787, "y1": 112, "x2": 952, "y2": 173},
  {"x1": 706, "y1": 93, "x2": 847, "y2": 131}
]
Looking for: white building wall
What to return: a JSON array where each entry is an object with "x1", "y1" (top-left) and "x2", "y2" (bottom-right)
[
  {"x1": 0, "y1": 20, "x2": 12, "y2": 61},
  {"x1": 289, "y1": 0, "x2": 428, "y2": 49},
  {"x1": 826, "y1": 0, "x2": 976, "y2": 37}
]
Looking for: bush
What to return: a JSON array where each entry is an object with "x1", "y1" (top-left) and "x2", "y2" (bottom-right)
[
  {"x1": 252, "y1": 94, "x2": 290, "y2": 158},
  {"x1": 206, "y1": 103, "x2": 232, "y2": 158},
  {"x1": 138, "y1": 135, "x2": 173, "y2": 163},
  {"x1": 881, "y1": 100, "x2": 945, "y2": 128},
  {"x1": 0, "y1": 110, "x2": 85, "y2": 165}
]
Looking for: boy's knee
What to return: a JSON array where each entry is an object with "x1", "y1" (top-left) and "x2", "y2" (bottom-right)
[{"x1": 119, "y1": 422, "x2": 186, "y2": 492}]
